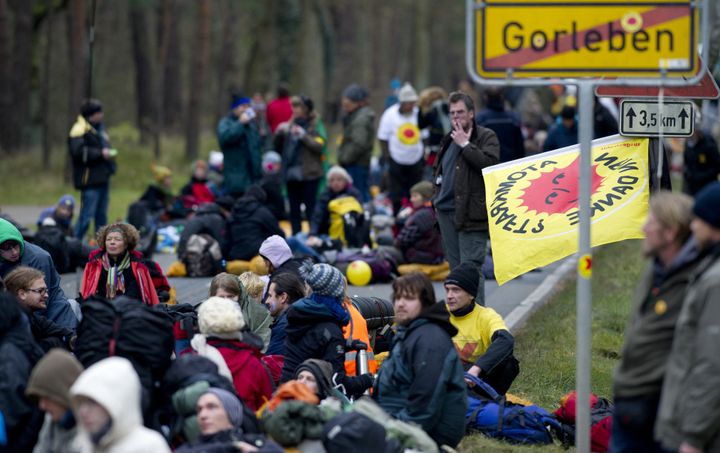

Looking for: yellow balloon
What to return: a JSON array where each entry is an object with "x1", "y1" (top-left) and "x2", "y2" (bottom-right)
[{"x1": 347, "y1": 260, "x2": 372, "y2": 286}]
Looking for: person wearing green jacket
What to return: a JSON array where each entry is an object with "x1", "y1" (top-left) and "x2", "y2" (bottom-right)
[
  {"x1": 338, "y1": 84, "x2": 375, "y2": 203},
  {"x1": 656, "y1": 182, "x2": 720, "y2": 453},
  {"x1": 217, "y1": 95, "x2": 262, "y2": 199}
]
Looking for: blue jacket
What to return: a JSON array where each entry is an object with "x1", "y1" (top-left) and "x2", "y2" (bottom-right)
[
  {"x1": 266, "y1": 311, "x2": 288, "y2": 356},
  {"x1": 543, "y1": 121, "x2": 578, "y2": 152},
  {"x1": 374, "y1": 303, "x2": 467, "y2": 448}
]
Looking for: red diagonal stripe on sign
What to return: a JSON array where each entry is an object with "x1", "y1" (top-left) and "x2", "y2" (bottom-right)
[{"x1": 485, "y1": 6, "x2": 689, "y2": 69}]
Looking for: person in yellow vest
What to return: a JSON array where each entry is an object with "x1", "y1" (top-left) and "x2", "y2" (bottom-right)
[
  {"x1": 444, "y1": 262, "x2": 519, "y2": 395},
  {"x1": 342, "y1": 296, "x2": 378, "y2": 376}
]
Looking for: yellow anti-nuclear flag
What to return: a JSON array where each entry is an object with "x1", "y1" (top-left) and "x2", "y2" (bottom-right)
[{"x1": 483, "y1": 135, "x2": 649, "y2": 285}]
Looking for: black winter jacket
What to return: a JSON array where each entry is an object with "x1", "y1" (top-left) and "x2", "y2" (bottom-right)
[
  {"x1": 309, "y1": 186, "x2": 362, "y2": 236},
  {"x1": 29, "y1": 313, "x2": 75, "y2": 352},
  {"x1": 280, "y1": 298, "x2": 372, "y2": 398},
  {"x1": 683, "y1": 132, "x2": 720, "y2": 196},
  {"x1": 177, "y1": 203, "x2": 228, "y2": 258},
  {"x1": 175, "y1": 429, "x2": 282, "y2": 453},
  {"x1": 0, "y1": 293, "x2": 45, "y2": 453},
  {"x1": 68, "y1": 116, "x2": 115, "y2": 189},
  {"x1": 227, "y1": 196, "x2": 285, "y2": 261}
]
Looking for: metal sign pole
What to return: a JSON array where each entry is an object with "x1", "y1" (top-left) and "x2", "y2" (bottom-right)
[{"x1": 576, "y1": 81, "x2": 594, "y2": 453}]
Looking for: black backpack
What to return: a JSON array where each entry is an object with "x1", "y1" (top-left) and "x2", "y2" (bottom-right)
[
  {"x1": 181, "y1": 233, "x2": 223, "y2": 277},
  {"x1": 74, "y1": 296, "x2": 175, "y2": 416},
  {"x1": 33, "y1": 225, "x2": 71, "y2": 273}
]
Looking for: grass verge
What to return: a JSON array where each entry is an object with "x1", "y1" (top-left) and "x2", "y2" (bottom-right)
[
  {"x1": 0, "y1": 123, "x2": 219, "y2": 226},
  {"x1": 458, "y1": 239, "x2": 644, "y2": 452}
]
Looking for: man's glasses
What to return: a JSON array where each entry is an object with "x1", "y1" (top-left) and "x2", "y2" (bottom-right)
[
  {"x1": 26, "y1": 287, "x2": 48, "y2": 296},
  {"x1": 0, "y1": 241, "x2": 19, "y2": 251}
]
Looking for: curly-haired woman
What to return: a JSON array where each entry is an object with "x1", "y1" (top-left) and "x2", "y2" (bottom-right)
[{"x1": 80, "y1": 223, "x2": 160, "y2": 305}]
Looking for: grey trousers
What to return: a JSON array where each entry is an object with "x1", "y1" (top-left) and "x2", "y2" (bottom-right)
[{"x1": 436, "y1": 209, "x2": 489, "y2": 306}]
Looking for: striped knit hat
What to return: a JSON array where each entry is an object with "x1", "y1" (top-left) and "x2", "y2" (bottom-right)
[{"x1": 302, "y1": 263, "x2": 345, "y2": 299}]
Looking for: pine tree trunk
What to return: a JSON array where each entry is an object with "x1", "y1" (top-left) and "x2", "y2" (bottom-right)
[
  {"x1": 216, "y1": 0, "x2": 238, "y2": 120},
  {"x1": 185, "y1": 0, "x2": 210, "y2": 161},
  {"x1": 160, "y1": 0, "x2": 182, "y2": 129},
  {"x1": 0, "y1": 0, "x2": 11, "y2": 155},
  {"x1": 129, "y1": 1, "x2": 155, "y2": 145},
  {"x1": 65, "y1": 0, "x2": 88, "y2": 183},
  {"x1": 41, "y1": 0, "x2": 54, "y2": 169},
  {"x1": 6, "y1": 0, "x2": 34, "y2": 152}
]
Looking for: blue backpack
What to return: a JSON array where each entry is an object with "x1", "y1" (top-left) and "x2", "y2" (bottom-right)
[{"x1": 465, "y1": 374, "x2": 561, "y2": 445}]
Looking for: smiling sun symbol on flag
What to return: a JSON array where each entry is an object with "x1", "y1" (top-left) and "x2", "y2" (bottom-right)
[
  {"x1": 397, "y1": 123, "x2": 420, "y2": 145},
  {"x1": 519, "y1": 156, "x2": 605, "y2": 215}
]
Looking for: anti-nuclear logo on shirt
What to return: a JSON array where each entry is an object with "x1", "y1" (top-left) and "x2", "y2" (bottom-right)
[{"x1": 396, "y1": 123, "x2": 421, "y2": 146}]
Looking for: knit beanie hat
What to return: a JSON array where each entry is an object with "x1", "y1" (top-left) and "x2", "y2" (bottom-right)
[
  {"x1": 58, "y1": 194, "x2": 76, "y2": 210},
  {"x1": 259, "y1": 235, "x2": 292, "y2": 269},
  {"x1": 151, "y1": 164, "x2": 173, "y2": 184},
  {"x1": 80, "y1": 98, "x2": 102, "y2": 118},
  {"x1": 262, "y1": 151, "x2": 282, "y2": 175},
  {"x1": 302, "y1": 263, "x2": 345, "y2": 299},
  {"x1": 693, "y1": 182, "x2": 720, "y2": 229},
  {"x1": 198, "y1": 297, "x2": 246, "y2": 338},
  {"x1": 26, "y1": 348, "x2": 84, "y2": 408},
  {"x1": 445, "y1": 262, "x2": 479, "y2": 297},
  {"x1": 203, "y1": 387, "x2": 244, "y2": 428},
  {"x1": 327, "y1": 165, "x2": 353, "y2": 185},
  {"x1": 294, "y1": 359, "x2": 334, "y2": 399},
  {"x1": 231, "y1": 95, "x2": 251, "y2": 110},
  {"x1": 342, "y1": 84, "x2": 369, "y2": 103},
  {"x1": 410, "y1": 181, "x2": 434, "y2": 200},
  {"x1": 398, "y1": 83, "x2": 419, "y2": 103}
]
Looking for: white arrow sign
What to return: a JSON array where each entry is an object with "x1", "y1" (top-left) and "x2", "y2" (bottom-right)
[{"x1": 620, "y1": 100, "x2": 694, "y2": 137}]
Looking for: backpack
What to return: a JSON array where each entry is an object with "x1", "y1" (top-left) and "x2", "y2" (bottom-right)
[
  {"x1": 328, "y1": 195, "x2": 368, "y2": 246},
  {"x1": 554, "y1": 391, "x2": 614, "y2": 452},
  {"x1": 155, "y1": 303, "x2": 199, "y2": 355},
  {"x1": 74, "y1": 296, "x2": 175, "y2": 422},
  {"x1": 33, "y1": 225, "x2": 71, "y2": 273},
  {"x1": 465, "y1": 374, "x2": 561, "y2": 445},
  {"x1": 181, "y1": 233, "x2": 222, "y2": 277}
]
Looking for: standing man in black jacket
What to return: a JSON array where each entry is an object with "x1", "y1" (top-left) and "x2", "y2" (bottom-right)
[
  {"x1": 69, "y1": 99, "x2": 116, "y2": 240},
  {"x1": 433, "y1": 91, "x2": 500, "y2": 306}
]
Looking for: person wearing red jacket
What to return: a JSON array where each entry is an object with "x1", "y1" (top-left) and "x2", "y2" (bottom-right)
[
  {"x1": 266, "y1": 84, "x2": 293, "y2": 134},
  {"x1": 188, "y1": 297, "x2": 272, "y2": 411},
  {"x1": 80, "y1": 223, "x2": 160, "y2": 305}
]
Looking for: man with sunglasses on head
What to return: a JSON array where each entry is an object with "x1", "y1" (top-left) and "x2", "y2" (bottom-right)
[{"x1": 0, "y1": 218, "x2": 77, "y2": 330}]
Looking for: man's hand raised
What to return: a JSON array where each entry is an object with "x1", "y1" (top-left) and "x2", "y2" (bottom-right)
[{"x1": 451, "y1": 119, "x2": 471, "y2": 148}]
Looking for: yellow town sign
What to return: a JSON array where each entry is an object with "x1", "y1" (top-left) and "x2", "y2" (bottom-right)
[{"x1": 471, "y1": 0, "x2": 699, "y2": 79}]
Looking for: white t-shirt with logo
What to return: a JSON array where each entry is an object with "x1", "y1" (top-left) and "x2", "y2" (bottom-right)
[{"x1": 377, "y1": 104, "x2": 424, "y2": 165}]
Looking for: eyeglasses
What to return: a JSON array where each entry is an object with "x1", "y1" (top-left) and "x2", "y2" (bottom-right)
[
  {"x1": 26, "y1": 287, "x2": 48, "y2": 296},
  {"x1": 0, "y1": 241, "x2": 20, "y2": 251}
]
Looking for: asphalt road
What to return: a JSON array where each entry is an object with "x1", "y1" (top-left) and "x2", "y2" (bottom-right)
[{"x1": 3, "y1": 204, "x2": 565, "y2": 322}]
